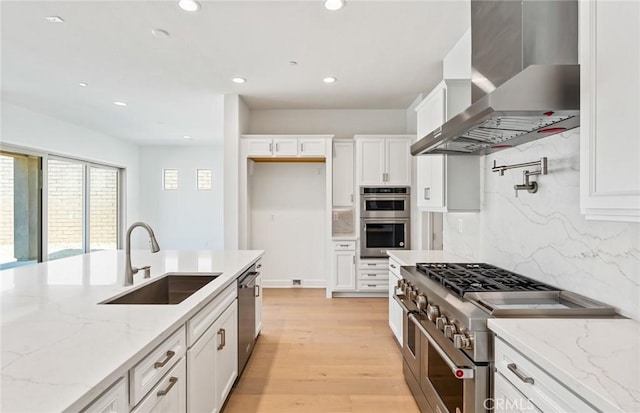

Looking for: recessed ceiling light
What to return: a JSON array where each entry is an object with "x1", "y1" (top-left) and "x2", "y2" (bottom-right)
[
  {"x1": 232, "y1": 77, "x2": 247, "y2": 84},
  {"x1": 323, "y1": 77, "x2": 337, "y2": 84},
  {"x1": 113, "y1": 101, "x2": 127, "y2": 107},
  {"x1": 178, "y1": 0, "x2": 200, "y2": 12},
  {"x1": 183, "y1": 135, "x2": 193, "y2": 140},
  {"x1": 322, "y1": 0, "x2": 345, "y2": 11},
  {"x1": 289, "y1": 61, "x2": 298, "y2": 66},
  {"x1": 45, "y1": 16, "x2": 65, "y2": 23},
  {"x1": 79, "y1": 82, "x2": 88, "y2": 87},
  {"x1": 151, "y1": 29, "x2": 170, "y2": 38}
]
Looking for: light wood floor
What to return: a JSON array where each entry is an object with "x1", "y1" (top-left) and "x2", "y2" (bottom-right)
[{"x1": 224, "y1": 288, "x2": 420, "y2": 413}]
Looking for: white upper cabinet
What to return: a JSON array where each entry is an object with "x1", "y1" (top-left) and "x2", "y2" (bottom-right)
[
  {"x1": 332, "y1": 140, "x2": 355, "y2": 206},
  {"x1": 355, "y1": 135, "x2": 413, "y2": 186},
  {"x1": 415, "y1": 80, "x2": 480, "y2": 212},
  {"x1": 242, "y1": 135, "x2": 331, "y2": 158},
  {"x1": 579, "y1": 0, "x2": 640, "y2": 222}
]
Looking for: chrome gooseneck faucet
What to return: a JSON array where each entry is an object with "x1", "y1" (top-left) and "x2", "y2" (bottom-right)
[{"x1": 124, "y1": 222, "x2": 161, "y2": 286}]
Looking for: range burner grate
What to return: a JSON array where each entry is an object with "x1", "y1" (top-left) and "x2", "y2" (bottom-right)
[{"x1": 415, "y1": 263, "x2": 557, "y2": 296}]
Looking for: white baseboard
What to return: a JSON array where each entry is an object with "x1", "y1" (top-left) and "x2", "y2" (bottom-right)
[
  {"x1": 262, "y1": 279, "x2": 326, "y2": 288},
  {"x1": 331, "y1": 291, "x2": 387, "y2": 298}
]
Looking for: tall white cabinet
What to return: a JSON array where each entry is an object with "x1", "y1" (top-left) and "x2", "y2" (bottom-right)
[
  {"x1": 414, "y1": 80, "x2": 480, "y2": 212},
  {"x1": 579, "y1": 0, "x2": 640, "y2": 223}
]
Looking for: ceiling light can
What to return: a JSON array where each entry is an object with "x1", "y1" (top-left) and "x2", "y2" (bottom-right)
[
  {"x1": 323, "y1": 77, "x2": 337, "y2": 84},
  {"x1": 79, "y1": 82, "x2": 88, "y2": 87},
  {"x1": 113, "y1": 101, "x2": 127, "y2": 107},
  {"x1": 45, "y1": 16, "x2": 65, "y2": 23},
  {"x1": 323, "y1": 0, "x2": 345, "y2": 11},
  {"x1": 232, "y1": 77, "x2": 247, "y2": 84},
  {"x1": 183, "y1": 135, "x2": 193, "y2": 140},
  {"x1": 178, "y1": 0, "x2": 200, "y2": 12},
  {"x1": 151, "y1": 29, "x2": 170, "y2": 38}
]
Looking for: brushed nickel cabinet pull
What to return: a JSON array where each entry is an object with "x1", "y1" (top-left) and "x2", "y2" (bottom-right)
[
  {"x1": 217, "y1": 328, "x2": 226, "y2": 350},
  {"x1": 255, "y1": 285, "x2": 260, "y2": 297},
  {"x1": 153, "y1": 350, "x2": 175, "y2": 369},
  {"x1": 301, "y1": 142, "x2": 304, "y2": 152},
  {"x1": 424, "y1": 187, "x2": 431, "y2": 200},
  {"x1": 269, "y1": 142, "x2": 272, "y2": 152},
  {"x1": 276, "y1": 142, "x2": 280, "y2": 152},
  {"x1": 156, "y1": 377, "x2": 178, "y2": 397},
  {"x1": 507, "y1": 363, "x2": 534, "y2": 384}
]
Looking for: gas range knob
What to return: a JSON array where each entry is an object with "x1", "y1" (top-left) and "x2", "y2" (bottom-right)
[
  {"x1": 416, "y1": 294, "x2": 427, "y2": 310},
  {"x1": 403, "y1": 283, "x2": 412, "y2": 296},
  {"x1": 409, "y1": 288, "x2": 418, "y2": 301},
  {"x1": 435, "y1": 316, "x2": 448, "y2": 331},
  {"x1": 444, "y1": 324, "x2": 457, "y2": 339},
  {"x1": 453, "y1": 333, "x2": 472, "y2": 350},
  {"x1": 397, "y1": 279, "x2": 405, "y2": 289},
  {"x1": 426, "y1": 304, "x2": 440, "y2": 321}
]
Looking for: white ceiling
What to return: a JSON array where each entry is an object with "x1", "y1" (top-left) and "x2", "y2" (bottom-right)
[{"x1": 1, "y1": 0, "x2": 470, "y2": 145}]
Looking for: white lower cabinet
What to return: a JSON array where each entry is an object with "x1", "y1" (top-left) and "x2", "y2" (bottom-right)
[
  {"x1": 494, "y1": 337, "x2": 596, "y2": 413},
  {"x1": 187, "y1": 300, "x2": 238, "y2": 413},
  {"x1": 388, "y1": 258, "x2": 402, "y2": 346},
  {"x1": 132, "y1": 358, "x2": 186, "y2": 413},
  {"x1": 494, "y1": 373, "x2": 541, "y2": 413},
  {"x1": 81, "y1": 377, "x2": 128, "y2": 413},
  {"x1": 332, "y1": 241, "x2": 356, "y2": 291}
]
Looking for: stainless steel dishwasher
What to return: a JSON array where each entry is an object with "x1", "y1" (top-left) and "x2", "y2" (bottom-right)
[{"x1": 237, "y1": 263, "x2": 259, "y2": 376}]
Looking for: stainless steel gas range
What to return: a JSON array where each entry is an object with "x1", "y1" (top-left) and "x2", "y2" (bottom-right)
[{"x1": 394, "y1": 263, "x2": 618, "y2": 413}]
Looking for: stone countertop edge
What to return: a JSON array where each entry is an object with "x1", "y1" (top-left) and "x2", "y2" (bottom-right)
[{"x1": 0, "y1": 249, "x2": 264, "y2": 413}]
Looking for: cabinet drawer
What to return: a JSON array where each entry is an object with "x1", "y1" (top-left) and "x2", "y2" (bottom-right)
[
  {"x1": 358, "y1": 279, "x2": 388, "y2": 291},
  {"x1": 187, "y1": 282, "x2": 237, "y2": 346},
  {"x1": 130, "y1": 326, "x2": 186, "y2": 407},
  {"x1": 495, "y1": 338, "x2": 595, "y2": 413},
  {"x1": 132, "y1": 357, "x2": 186, "y2": 413},
  {"x1": 359, "y1": 258, "x2": 388, "y2": 270},
  {"x1": 388, "y1": 258, "x2": 401, "y2": 277},
  {"x1": 81, "y1": 377, "x2": 128, "y2": 413},
  {"x1": 333, "y1": 241, "x2": 356, "y2": 251},
  {"x1": 359, "y1": 270, "x2": 389, "y2": 281}
]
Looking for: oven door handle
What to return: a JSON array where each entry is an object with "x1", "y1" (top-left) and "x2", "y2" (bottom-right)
[
  {"x1": 393, "y1": 294, "x2": 410, "y2": 312},
  {"x1": 409, "y1": 313, "x2": 474, "y2": 380}
]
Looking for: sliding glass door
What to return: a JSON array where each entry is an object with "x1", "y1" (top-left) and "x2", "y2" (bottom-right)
[{"x1": 47, "y1": 157, "x2": 121, "y2": 261}]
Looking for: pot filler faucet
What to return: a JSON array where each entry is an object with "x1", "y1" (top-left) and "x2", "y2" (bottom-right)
[{"x1": 124, "y1": 222, "x2": 161, "y2": 286}]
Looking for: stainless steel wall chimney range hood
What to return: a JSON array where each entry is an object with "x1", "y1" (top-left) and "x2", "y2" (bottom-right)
[{"x1": 411, "y1": 0, "x2": 579, "y2": 156}]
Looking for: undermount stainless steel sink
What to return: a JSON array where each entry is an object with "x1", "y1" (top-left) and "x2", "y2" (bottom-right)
[{"x1": 101, "y1": 273, "x2": 221, "y2": 305}]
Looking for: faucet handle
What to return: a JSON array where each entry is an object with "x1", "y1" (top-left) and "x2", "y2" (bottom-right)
[{"x1": 140, "y1": 265, "x2": 151, "y2": 279}]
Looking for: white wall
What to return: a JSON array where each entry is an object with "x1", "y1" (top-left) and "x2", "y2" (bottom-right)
[
  {"x1": 443, "y1": 28, "x2": 471, "y2": 79},
  {"x1": 223, "y1": 95, "x2": 250, "y2": 249},
  {"x1": 249, "y1": 109, "x2": 407, "y2": 138},
  {"x1": 249, "y1": 162, "x2": 326, "y2": 287},
  {"x1": 0, "y1": 101, "x2": 141, "y2": 228},
  {"x1": 138, "y1": 145, "x2": 224, "y2": 250},
  {"x1": 443, "y1": 129, "x2": 640, "y2": 320}
]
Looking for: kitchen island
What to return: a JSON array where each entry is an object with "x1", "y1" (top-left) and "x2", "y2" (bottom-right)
[{"x1": 0, "y1": 249, "x2": 263, "y2": 413}]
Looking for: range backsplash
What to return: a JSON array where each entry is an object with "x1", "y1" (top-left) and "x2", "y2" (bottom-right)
[{"x1": 443, "y1": 128, "x2": 640, "y2": 320}]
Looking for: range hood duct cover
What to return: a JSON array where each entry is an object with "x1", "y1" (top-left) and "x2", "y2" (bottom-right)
[{"x1": 412, "y1": 0, "x2": 579, "y2": 156}]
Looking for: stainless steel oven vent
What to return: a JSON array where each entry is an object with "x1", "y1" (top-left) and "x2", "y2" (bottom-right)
[{"x1": 412, "y1": 0, "x2": 579, "y2": 156}]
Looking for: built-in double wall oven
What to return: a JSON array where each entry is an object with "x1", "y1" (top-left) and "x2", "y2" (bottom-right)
[{"x1": 360, "y1": 187, "x2": 410, "y2": 258}]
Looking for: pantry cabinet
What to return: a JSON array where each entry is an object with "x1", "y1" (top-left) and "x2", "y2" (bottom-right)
[
  {"x1": 332, "y1": 140, "x2": 355, "y2": 206},
  {"x1": 579, "y1": 0, "x2": 640, "y2": 222},
  {"x1": 415, "y1": 80, "x2": 480, "y2": 212},
  {"x1": 355, "y1": 135, "x2": 413, "y2": 186}
]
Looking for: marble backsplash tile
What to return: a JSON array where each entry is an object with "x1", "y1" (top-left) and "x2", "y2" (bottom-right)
[{"x1": 443, "y1": 129, "x2": 640, "y2": 320}]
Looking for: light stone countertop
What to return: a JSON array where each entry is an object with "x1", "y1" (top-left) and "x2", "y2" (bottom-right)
[
  {"x1": 386, "y1": 249, "x2": 468, "y2": 266},
  {"x1": 488, "y1": 318, "x2": 640, "y2": 413},
  {"x1": 0, "y1": 249, "x2": 263, "y2": 413}
]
